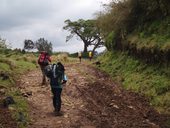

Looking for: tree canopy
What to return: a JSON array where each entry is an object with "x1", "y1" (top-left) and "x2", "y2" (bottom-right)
[
  {"x1": 94, "y1": 0, "x2": 170, "y2": 64},
  {"x1": 35, "y1": 38, "x2": 53, "y2": 54},
  {"x1": 63, "y1": 19, "x2": 104, "y2": 53},
  {"x1": 95, "y1": 0, "x2": 170, "y2": 50},
  {"x1": 23, "y1": 38, "x2": 53, "y2": 54}
]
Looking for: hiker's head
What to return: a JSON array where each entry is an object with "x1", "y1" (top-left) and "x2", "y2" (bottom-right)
[
  {"x1": 40, "y1": 51, "x2": 48, "y2": 55},
  {"x1": 57, "y1": 62, "x2": 65, "y2": 71}
]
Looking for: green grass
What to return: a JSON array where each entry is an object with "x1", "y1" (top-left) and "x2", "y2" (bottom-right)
[
  {"x1": 97, "y1": 51, "x2": 170, "y2": 114},
  {"x1": 0, "y1": 62, "x2": 10, "y2": 71},
  {"x1": 0, "y1": 51, "x2": 37, "y2": 128},
  {"x1": 10, "y1": 91, "x2": 29, "y2": 128},
  {"x1": 0, "y1": 51, "x2": 79, "y2": 127},
  {"x1": 128, "y1": 17, "x2": 170, "y2": 51},
  {"x1": 14, "y1": 60, "x2": 36, "y2": 73}
]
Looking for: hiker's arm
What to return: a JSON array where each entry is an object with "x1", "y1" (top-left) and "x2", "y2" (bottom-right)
[
  {"x1": 37, "y1": 55, "x2": 41, "y2": 65},
  {"x1": 48, "y1": 56, "x2": 52, "y2": 63},
  {"x1": 62, "y1": 74, "x2": 67, "y2": 85}
]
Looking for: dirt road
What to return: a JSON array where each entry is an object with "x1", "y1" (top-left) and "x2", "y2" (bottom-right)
[{"x1": 19, "y1": 63, "x2": 168, "y2": 128}]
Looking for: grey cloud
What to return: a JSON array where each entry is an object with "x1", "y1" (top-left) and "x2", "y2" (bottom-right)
[
  {"x1": 0, "y1": 0, "x2": 110, "y2": 53},
  {"x1": 0, "y1": 0, "x2": 58, "y2": 30}
]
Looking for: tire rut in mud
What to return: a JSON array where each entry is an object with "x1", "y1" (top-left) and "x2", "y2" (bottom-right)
[{"x1": 70, "y1": 64, "x2": 169, "y2": 128}]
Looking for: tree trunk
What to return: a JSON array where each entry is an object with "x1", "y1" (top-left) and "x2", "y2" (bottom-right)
[
  {"x1": 83, "y1": 43, "x2": 88, "y2": 53},
  {"x1": 92, "y1": 45, "x2": 98, "y2": 55}
]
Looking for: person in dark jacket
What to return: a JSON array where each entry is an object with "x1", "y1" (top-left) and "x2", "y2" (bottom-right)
[{"x1": 49, "y1": 62, "x2": 67, "y2": 116}]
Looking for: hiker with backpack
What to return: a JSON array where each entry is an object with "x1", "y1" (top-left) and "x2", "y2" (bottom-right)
[
  {"x1": 78, "y1": 51, "x2": 82, "y2": 63},
  {"x1": 44, "y1": 62, "x2": 67, "y2": 116},
  {"x1": 38, "y1": 51, "x2": 51, "y2": 85},
  {"x1": 89, "y1": 51, "x2": 92, "y2": 61}
]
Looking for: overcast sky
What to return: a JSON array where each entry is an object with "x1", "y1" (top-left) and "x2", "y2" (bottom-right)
[{"x1": 0, "y1": 0, "x2": 110, "y2": 53}]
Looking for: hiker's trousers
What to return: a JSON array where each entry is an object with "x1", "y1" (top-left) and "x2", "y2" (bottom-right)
[
  {"x1": 51, "y1": 88, "x2": 62, "y2": 111},
  {"x1": 40, "y1": 65, "x2": 46, "y2": 84}
]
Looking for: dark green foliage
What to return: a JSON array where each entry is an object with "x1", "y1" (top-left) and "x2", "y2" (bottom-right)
[
  {"x1": 24, "y1": 39, "x2": 35, "y2": 51},
  {"x1": 63, "y1": 19, "x2": 104, "y2": 53},
  {"x1": 21, "y1": 49, "x2": 26, "y2": 54},
  {"x1": 0, "y1": 48, "x2": 13, "y2": 55},
  {"x1": 68, "y1": 53, "x2": 78, "y2": 58},
  {"x1": 95, "y1": 0, "x2": 170, "y2": 65},
  {"x1": 101, "y1": 0, "x2": 170, "y2": 38},
  {"x1": 105, "y1": 31, "x2": 115, "y2": 50},
  {"x1": 69, "y1": 52, "x2": 89, "y2": 58},
  {"x1": 35, "y1": 38, "x2": 53, "y2": 55},
  {"x1": 81, "y1": 52, "x2": 89, "y2": 58}
]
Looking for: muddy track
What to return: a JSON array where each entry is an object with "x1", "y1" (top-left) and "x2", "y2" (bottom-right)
[{"x1": 19, "y1": 63, "x2": 169, "y2": 128}]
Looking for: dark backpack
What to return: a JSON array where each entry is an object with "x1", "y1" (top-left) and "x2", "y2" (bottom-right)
[
  {"x1": 53, "y1": 64, "x2": 64, "y2": 82},
  {"x1": 44, "y1": 63, "x2": 64, "y2": 80},
  {"x1": 38, "y1": 53, "x2": 49, "y2": 66},
  {"x1": 44, "y1": 64, "x2": 53, "y2": 78}
]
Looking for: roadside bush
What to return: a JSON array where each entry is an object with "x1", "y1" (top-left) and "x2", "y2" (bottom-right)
[{"x1": 69, "y1": 53, "x2": 78, "y2": 58}]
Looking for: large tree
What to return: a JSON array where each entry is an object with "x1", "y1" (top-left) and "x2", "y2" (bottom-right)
[
  {"x1": 35, "y1": 38, "x2": 53, "y2": 54},
  {"x1": 63, "y1": 19, "x2": 104, "y2": 53}
]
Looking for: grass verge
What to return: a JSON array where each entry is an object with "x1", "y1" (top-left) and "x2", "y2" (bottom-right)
[
  {"x1": 97, "y1": 51, "x2": 170, "y2": 114},
  {"x1": 0, "y1": 52, "x2": 37, "y2": 128}
]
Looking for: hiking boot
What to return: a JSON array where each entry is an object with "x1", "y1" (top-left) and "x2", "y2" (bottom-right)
[
  {"x1": 41, "y1": 82, "x2": 45, "y2": 85},
  {"x1": 41, "y1": 81, "x2": 47, "y2": 86},
  {"x1": 54, "y1": 111, "x2": 63, "y2": 116}
]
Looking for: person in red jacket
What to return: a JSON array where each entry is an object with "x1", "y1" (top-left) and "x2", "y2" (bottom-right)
[{"x1": 38, "y1": 51, "x2": 51, "y2": 85}]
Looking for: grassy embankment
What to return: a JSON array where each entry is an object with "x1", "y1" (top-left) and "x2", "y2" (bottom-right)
[
  {"x1": 0, "y1": 49, "x2": 37, "y2": 128},
  {"x1": 97, "y1": 51, "x2": 170, "y2": 114},
  {"x1": 97, "y1": 14, "x2": 170, "y2": 114},
  {"x1": 127, "y1": 17, "x2": 170, "y2": 55}
]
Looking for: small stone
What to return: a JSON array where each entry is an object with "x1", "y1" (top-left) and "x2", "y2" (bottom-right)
[
  {"x1": 113, "y1": 105, "x2": 119, "y2": 109},
  {"x1": 80, "y1": 126, "x2": 96, "y2": 128},
  {"x1": 80, "y1": 105, "x2": 84, "y2": 108},
  {"x1": 26, "y1": 91, "x2": 32, "y2": 96},
  {"x1": 42, "y1": 115, "x2": 46, "y2": 118},
  {"x1": 128, "y1": 106, "x2": 134, "y2": 109},
  {"x1": 64, "y1": 114, "x2": 69, "y2": 118},
  {"x1": 102, "y1": 86, "x2": 106, "y2": 89},
  {"x1": 3, "y1": 96, "x2": 15, "y2": 107},
  {"x1": 0, "y1": 88, "x2": 5, "y2": 95},
  {"x1": 101, "y1": 112, "x2": 107, "y2": 116},
  {"x1": 57, "y1": 121, "x2": 62, "y2": 124},
  {"x1": 22, "y1": 93, "x2": 28, "y2": 98},
  {"x1": 8, "y1": 106, "x2": 15, "y2": 111}
]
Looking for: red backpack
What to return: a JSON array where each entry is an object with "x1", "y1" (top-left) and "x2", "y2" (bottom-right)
[{"x1": 38, "y1": 53, "x2": 49, "y2": 66}]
